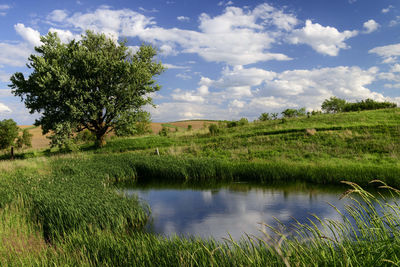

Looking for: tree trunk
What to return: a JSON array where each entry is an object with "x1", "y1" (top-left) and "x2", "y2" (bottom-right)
[{"x1": 95, "y1": 133, "x2": 106, "y2": 148}]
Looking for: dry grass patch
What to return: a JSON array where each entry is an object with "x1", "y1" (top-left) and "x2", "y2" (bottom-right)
[
  {"x1": 305, "y1": 128, "x2": 317, "y2": 136},
  {"x1": 0, "y1": 157, "x2": 49, "y2": 174}
]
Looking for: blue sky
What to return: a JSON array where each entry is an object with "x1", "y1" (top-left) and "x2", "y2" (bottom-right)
[{"x1": 0, "y1": 0, "x2": 399, "y2": 124}]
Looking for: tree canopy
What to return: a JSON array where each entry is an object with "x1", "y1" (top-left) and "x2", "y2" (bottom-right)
[
  {"x1": 0, "y1": 119, "x2": 19, "y2": 150},
  {"x1": 322, "y1": 97, "x2": 397, "y2": 113},
  {"x1": 321, "y1": 97, "x2": 347, "y2": 113},
  {"x1": 10, "y1": 31, "x2": 164, "y2": 147}
]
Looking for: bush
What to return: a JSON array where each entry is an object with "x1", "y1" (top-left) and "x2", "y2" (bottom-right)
[
  {"x1": 187, "y1": 125, "x2": 192, "y2": 131},
  {"x1": 321, "y1": 97, "x2": 397, "y2": 113},
  {"x1": 227, "y1": 118, "x2": 249, "y2": 128},
  {"x1": 259, "y1": 113, "x2": 270, "y2": 121},
  {"x1": 159, "y1": 126, "x2": 169, "y2": 137},
  {"x1": 227, "y1": 121, "x2": 238, "y2": 128},
  {"x1": 16, "y1": 129, "x2": 33, "y2": 149},
  {"x1": 281, "y1": 108, "x2": 306, "y2": 118},
  {"x1": 238, "y1": 118, "x2": 249, "y2": 125},
  {"x1": 343, "y1": 98, "x2": 397, "y2": 112},
  {"x1": 208, "y1": 124, "x2": 219, "y2": 136}
]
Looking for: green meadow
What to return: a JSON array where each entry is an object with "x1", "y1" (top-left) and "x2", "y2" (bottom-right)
[{"x1": 1, "y1": 108, "x2": 400, "y2": 266}]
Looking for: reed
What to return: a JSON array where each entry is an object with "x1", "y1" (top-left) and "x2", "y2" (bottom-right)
[
  {"x1": 47, "y1": 181, "x2": 400, "y2": 266},
  {"x1": 56, "y1": 153, "x2": 400, "y2": 187}
]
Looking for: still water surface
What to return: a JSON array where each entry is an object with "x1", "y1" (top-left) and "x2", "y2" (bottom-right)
[{"x1": 122, "y1": 183, "x2": 358, "y2": 240}]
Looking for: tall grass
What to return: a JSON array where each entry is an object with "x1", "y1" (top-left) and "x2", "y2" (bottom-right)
[
  {"x1": 1, "y1": 153, "x2": 400, "y2": 265},
  {"x1": 0, "y1": 155, "x2": 150, "y2": 243},
  {"x1": 57, "y1": 153, "x2": 400, "y2": 187},
  {"x1": 47, "y1": 181, "x2": 400, "y2": 266}
]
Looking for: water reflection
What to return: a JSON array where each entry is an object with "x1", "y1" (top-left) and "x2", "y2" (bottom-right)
[{"x1": 122, "y1": 183, "x2": 356, "y2": 240}]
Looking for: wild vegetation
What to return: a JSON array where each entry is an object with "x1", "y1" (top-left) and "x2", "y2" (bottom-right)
[
  {"x1": 1, "y1": 108, "x2": 400, "y2": 265},
  {"x1": 321, "y1": 96, "x2": 397, "y2": 113}
]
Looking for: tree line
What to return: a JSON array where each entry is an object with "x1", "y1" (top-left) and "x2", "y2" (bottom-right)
[
  {"x1": 321, "y1": 97, "x2": 397, "y2": 113},
  {"x1": 258, "y1": 97, "x2": 397, "y2": 121}
]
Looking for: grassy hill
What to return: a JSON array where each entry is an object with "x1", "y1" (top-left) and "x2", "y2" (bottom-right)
[
  {"x1": 0, "y1": 108, "x2": 399, "y2": 265},
  {"x1": 76, "y1": 108, "x2": 399, "y2": 187},
  {"x1": 108, "y1": 108, "x2": 400, "y2": 164}
]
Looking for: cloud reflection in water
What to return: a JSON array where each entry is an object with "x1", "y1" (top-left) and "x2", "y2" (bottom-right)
[{"x1": 123, "y1": 185, "x2": 351, "y2": 240}]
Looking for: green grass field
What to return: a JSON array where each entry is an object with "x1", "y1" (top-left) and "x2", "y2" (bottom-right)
[{"x1": 1, "y1": 108, "x2": 400, "y2": 265}]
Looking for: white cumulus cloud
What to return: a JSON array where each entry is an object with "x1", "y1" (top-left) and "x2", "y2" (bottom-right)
[
  {"x1": 0, "y1": 103, "x2": 11, "y2": 113},
  {"x1": 47, "y1": 9, "x2": 68, "y2": 22},
  {"x1": 14, "y1": 23, "x2": 42, "y2": 46},
  {"x1": 363, "y1": 19, "x2": 379, "y2": 34},
  {"x1": 369, "y1": 43, "x2": 400, "y2": 63},
  {"x1": 171, "y1": 90, "x2": 204, "y2": 103},
  {"x1": 0, "y1": 42, "x2": 31, "y2": 67},
  {"x1": 58, "y1": 5, "x2": 295, "y2": 66},
  {"x1": 288, "y1": 20, "x2": 358, "y2": 56},
  {"x1": 164, "y1": 65, "x2": 387, "y2": 120}
]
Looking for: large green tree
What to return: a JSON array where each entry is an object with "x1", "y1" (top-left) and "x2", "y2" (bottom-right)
[{"x1": 10, "y1": 31, "x2": 164, "y2": 147}]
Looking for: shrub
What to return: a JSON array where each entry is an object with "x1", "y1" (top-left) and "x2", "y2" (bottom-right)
[
  {"x1": 208, "y1": 124, "x2": 219, "y2": 136},
  {"x1": 238, "y1": 118, "x2": 249, "y2": 125},
  {"x1": 187, "y1": 125, "x2": 192, "y2": 131},
  {"x1": 227, "y1": 118, "x2": 248, "y2": 128},
  {"x1": 281, "y1": 108, "x2": 306, "y2": 118},
  {"x1": 343, "y1": 98, "x2": 397, "y2": 112},
  {"x1": 227, "y1": 121, "x2": 238, "y2": 128},
  {"x1": 321, "y1": 97, "x2": 397, "y2": 113},
  {"x1": 258, "y1": 113, "x2": 270, "y2": 121},
  {"x1": 16, "y1": 129, "x2": 33, "y2": 149},
  {"x1": 159, "y1": 126, "x2": 169, "y2": 137}
]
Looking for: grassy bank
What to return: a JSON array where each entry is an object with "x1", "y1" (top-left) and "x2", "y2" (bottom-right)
[
  {"x1": 1, "y1": 108, "x2": 399, "y2": 265},
  {"x1": 1, "y1": 157, "x2": 400, "y2": 265}
]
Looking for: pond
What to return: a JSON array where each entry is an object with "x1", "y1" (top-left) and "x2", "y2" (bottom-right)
[{"x1": 121, "y1": 182, "x2": 379, "y2": 241}]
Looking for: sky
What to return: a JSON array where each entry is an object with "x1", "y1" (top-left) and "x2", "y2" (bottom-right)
[{"x1": 0, "y1": 0, "x2": 400, "y2": 124}]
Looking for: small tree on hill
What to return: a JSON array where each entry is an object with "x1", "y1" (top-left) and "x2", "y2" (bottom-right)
[
  {"x1": 0, "y1": 119, "x2": 19, "y2": 150},
  {"x1": 321, "y1": 97, "x2": 347, "y2": 113},
  {"x1": 259, "y1": 113, "x2": 270, "y2": 121},
  {"x1": 16, "y1": 129, "x2": 33, "y2": 149},
  {"x1": 0, "y1": 119, "x2": 32, "y2": 155},
  {"x1": 10, "y1": 31, "x2": 164, "y2": 147}
]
